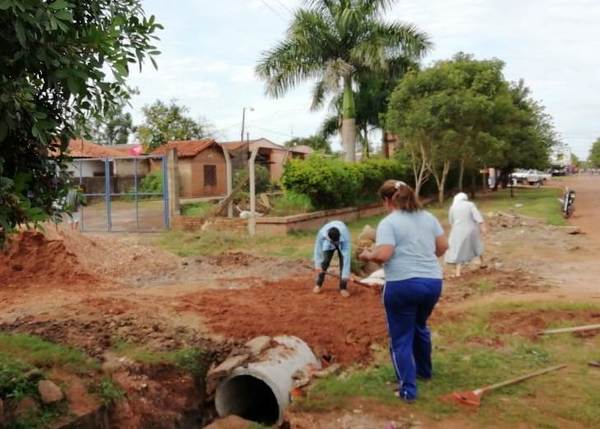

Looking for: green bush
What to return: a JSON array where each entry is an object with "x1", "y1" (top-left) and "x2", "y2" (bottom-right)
[
  {"x1": 234, "y1": 164, "x2": 272, "y2": 194},
  {"x1": 139, "y1": 171, "x2": 163, "y2": 194},
  {"x1": 355, "y1": 158, "x2": 411, "y2": 202},
  {"x1": 271, "y1": 191, "x2": 313, "y2": 216},
  {"x1": 282, "y1": 155, "x2": 410, "y2": 209}
]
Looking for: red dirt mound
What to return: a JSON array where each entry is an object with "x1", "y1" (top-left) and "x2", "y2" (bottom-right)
[
  {"x1": 176, "y1": 276, "x2": 393, "y2": 365},
  {"x1": 0, "y1": 231, "x2": 97, "y2": 287}
]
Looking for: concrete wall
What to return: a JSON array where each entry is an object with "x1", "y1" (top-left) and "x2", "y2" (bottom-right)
[
  {"x1": 177, "y1": 159, "x2": 193, "y2": 197},
  {"x1": 173, "y1": 203, "x2": 385, "y2": 234},
  {"x1": 114, "y1": 159, "x2": 150, "y2": 176},
  {"x1": 68, "y1": 160, "x2": 106, "y2": 178},
  {"x1": 269, "y1": 150, "x2": 288, "y2": 182},
  {"x1": 153, "y1": 147, "x2": 227, "y2": 198}
]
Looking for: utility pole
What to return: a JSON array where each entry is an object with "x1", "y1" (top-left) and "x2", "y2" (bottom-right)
[{"x1": 240, "y1": 106, "x2": 254, "y2": 144}]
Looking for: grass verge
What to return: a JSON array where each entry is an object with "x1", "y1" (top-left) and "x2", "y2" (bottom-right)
[{"x1": 294, "y1": 300, "x2": 600, "y2": 428}]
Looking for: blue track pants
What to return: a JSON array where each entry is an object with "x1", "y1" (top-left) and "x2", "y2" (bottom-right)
[{"x1": 383, "y1": 277, "x2": 442, "y2": 400}]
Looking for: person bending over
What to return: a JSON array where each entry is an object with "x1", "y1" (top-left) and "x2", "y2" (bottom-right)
[{"x1": 313, "y1": 220, "x2": 352, "y2": 298}]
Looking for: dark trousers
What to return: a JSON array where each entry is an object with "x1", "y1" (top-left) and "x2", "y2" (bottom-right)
[
  {"x1": 383, "y1": 277, "x2": 442, "y2": 400},
  {"x1": 316, "y1": 249, "x2": 347, "y2": 290}
]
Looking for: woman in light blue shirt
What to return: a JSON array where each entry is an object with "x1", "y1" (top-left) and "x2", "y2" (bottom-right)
[{"x1": 360, "y1": 180, "x2": 448, "y2": 402}]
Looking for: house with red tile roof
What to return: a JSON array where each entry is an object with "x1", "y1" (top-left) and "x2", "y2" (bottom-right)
[{"x1": 150, "y1": 139, "x2": 227, "y2": 198}]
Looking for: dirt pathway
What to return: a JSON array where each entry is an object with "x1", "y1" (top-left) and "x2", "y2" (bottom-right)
[{"x1": 563, "y1": 175, "x2": 600, "y2": 240}]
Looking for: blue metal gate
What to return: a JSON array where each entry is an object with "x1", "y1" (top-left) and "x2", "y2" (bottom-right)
[{"x1": 72, "y1": 155, "x2": 169, "y2": 232}]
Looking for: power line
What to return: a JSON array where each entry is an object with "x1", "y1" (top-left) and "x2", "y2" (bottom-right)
[
  {"x1": 260, "y1": 0, "x2": 289, "y2": 22},
  {"x1": 273, "y1": 0, "x2": 294, "y2": 15}
]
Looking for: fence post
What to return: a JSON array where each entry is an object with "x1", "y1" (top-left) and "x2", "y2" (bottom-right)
[
  {"x1": 222, "y1": 145, "x2": 234, "y2": 218},
  {"x1": 248, "y1": 146, "x2": 259, "y2": 236},
  {"x1": 166, "y1": 149, "x2": 180, "y2": 220},
  {"x1": 104, "y1": 158, "x2": 112, "y2": 232}
]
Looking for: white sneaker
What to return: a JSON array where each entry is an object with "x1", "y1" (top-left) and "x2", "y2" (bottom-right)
[
  {"x1": 313, "y1": 286, "x2": 321, "y2": 294},
  {"x1": 340, "y1": 290, "x2": 350, "y2": 298}
]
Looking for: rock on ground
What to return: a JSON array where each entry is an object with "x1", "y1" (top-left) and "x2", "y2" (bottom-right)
[
  {"x1": 204, "y1": 415, "x2": 255, "y2": 429},
  {"x1": 38, "y1": 379, "x2": 64, "y2": 404}
]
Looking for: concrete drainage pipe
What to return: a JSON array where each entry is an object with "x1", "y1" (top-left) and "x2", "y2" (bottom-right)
[{"x1": 215, "y1": 336, "x2": 320, "y2": 426}]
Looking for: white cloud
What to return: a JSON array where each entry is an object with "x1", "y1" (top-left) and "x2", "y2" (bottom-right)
[
  {"x1": 129, "y1": 0, "x2": 599, "y2": 157},
  {"x1": 230, "y1": 65, "x2": 257, "y2": 83}
]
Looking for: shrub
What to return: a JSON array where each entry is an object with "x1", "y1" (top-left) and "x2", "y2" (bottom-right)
[
  {"x1": 354, "y1": 158, "x2": 410, "y2": 203},
  {"x1": 234, "y1": 164, "x2": 271, "y2": 194},
  {"x1": 282, "y1": 155, "x2": 410, "y2": 209},
  {"x1": 139, "y1": 171, "x2": 163, "y2": 195},
  {"x1": 271, "y1": 191, "x2": 313, "y2": 216},
  {"x1": 282, "y1": 155, "x2": 362, "y2": 209}
]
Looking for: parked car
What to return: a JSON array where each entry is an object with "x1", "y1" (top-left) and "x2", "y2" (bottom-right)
[{"x1": 510, "y1": 169, "x2": 549, "y2": 186}]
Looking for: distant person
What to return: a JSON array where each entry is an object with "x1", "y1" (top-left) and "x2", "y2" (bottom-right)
[
  {"x1": 313, "y1": 220, "x2": 352, "y2": 298},
  {"x1": 445, "y1": 192, "x2": 486, "y2": 277},
  {"x1": 359, "y1": 180, "x2": 448, "y2": 402}
]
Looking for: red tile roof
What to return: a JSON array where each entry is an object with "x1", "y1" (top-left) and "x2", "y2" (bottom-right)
[
  {"x1": 62, "y1": 139, "x2": 125, "y2": 158},
  {"x1": 150, "y1": 139, "x2": 217, "y2": 157}
]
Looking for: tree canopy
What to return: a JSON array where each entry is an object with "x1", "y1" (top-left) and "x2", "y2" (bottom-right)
[
  {"x1": 284, "y1": 135, "x2": 331, "y2": 154},
  {"x1": 386, "y1": 53, "x2": 556, "y2": 201},
  {"x1": 256, "y1": 0, "x2": 430, "y2": 161},
  {"x1": 87, "y1": 100, "x2": 134, "y2": 146},
  {"x1": 0, "y1": 0, "x2": 161, "y2": 245},
  {"x1": 588, "y1": 138, "x2": 600, "y2": 168},
  {"x1": 136, "y1": 100, "x2": 213, "y2": 151}
]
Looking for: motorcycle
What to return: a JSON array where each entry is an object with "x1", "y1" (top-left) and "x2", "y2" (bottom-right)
[{"x1": 561, "y1": 188, "x2": 576, "y2": 219}]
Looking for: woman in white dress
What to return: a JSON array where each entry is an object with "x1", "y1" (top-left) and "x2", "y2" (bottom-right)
[{"x1": 445, "y1": 193, "x2": 487, "y2": 277}]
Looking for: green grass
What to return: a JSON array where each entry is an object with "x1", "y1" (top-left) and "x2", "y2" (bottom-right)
[
  {"x1": 8, "y1": 407, "x2": 62, "y2": 429},
  {"x1": 0, "y1": 333, "x2": 96, "y2": 373},
  {"x1": 93, "y1": 377, "x2": 125, "y2": 406},
  {"x1": 112, "y1": 341, "x2": 207, "y2": 375},
  {"x1": 270, "y1": 192, "x2": 313, "y2": 216},
  {"x1": 474, "y1": 188, "x2": 566, "y2": 226},
  {"x1": 157, "y1": 213, "x2": 386, "y2": 260},
  {"x1": 158, "y1": 187, "x2": 564, "y2": 261},
  {"x1": 0, "y1": 334, "x2": 94, "y2": 429},
  {"x1": 181, "y1": 201, "x2": 214, "y2": 217},
  {"x1": 294, "y1": 300, "x2": 600, "y2": 428}
]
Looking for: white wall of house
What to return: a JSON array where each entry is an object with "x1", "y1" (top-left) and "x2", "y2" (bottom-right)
[{"x1": 67, "y1": 159, "x2": 106, "y2": 178}]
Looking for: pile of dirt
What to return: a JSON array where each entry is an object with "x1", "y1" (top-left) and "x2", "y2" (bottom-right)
[
  {"x1": 486, "y1": 211, "x2": 540, "y2": 229},
  {"x1": 0, "y1": 231, "x2": 98, "y2": 287},
  {"x1": 489, "y1": 309, "x2": 600, "y2": 339},
  {"x1": 43, "y1": 227, "x2": 181, "y2": 284},
  {"x1": 441, "y1": 268, "x2": 548, "y2": 303},
  {"x1": 192, "y1": 252, "x2": 305, "y2": 280},
  {"x1": 175, "y1": 275, "x2": 389, "y2": 365}
]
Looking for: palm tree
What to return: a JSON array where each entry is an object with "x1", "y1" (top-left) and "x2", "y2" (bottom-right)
[
  {"x1": 320, "y1": 57, "x2": 418, "y2": 158},
  {"x1": 256, "y1": 0, "x2": 431, "y2": 161}
]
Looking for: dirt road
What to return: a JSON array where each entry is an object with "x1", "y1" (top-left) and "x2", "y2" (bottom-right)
[{"x1": 562, "y1": 174, "x2": 600, "y2": 241}]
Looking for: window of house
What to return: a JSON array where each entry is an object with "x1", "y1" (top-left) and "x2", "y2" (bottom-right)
[{"x1": 204, "y1": 164, "x2": 217, "y2": 187}]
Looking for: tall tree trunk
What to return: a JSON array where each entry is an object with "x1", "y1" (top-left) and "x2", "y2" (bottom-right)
[
  {"x1": 382, "y1": 131, "x2": 388, "y2": 158},
  {"x1": 341, "y1": 76, "x2": 356, "y2": 162},
  {"x1": 432, "y1": 160, "x2": 451, "y2": 206},
  {"x1": 411, "y1": 142, "x2": 430, "y2": 197},
  {"x1": 458, "y1": 158, "x2": 465, "y2": 191}
]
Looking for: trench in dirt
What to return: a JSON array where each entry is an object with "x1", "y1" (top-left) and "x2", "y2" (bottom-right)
[{"x1": 3, "y1": 182, "x2": 600, "y2": 429}]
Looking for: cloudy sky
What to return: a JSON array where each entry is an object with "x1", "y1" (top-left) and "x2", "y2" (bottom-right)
[{"x1": 128, "y1": 0, "x2": 600, "y2": 158}]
